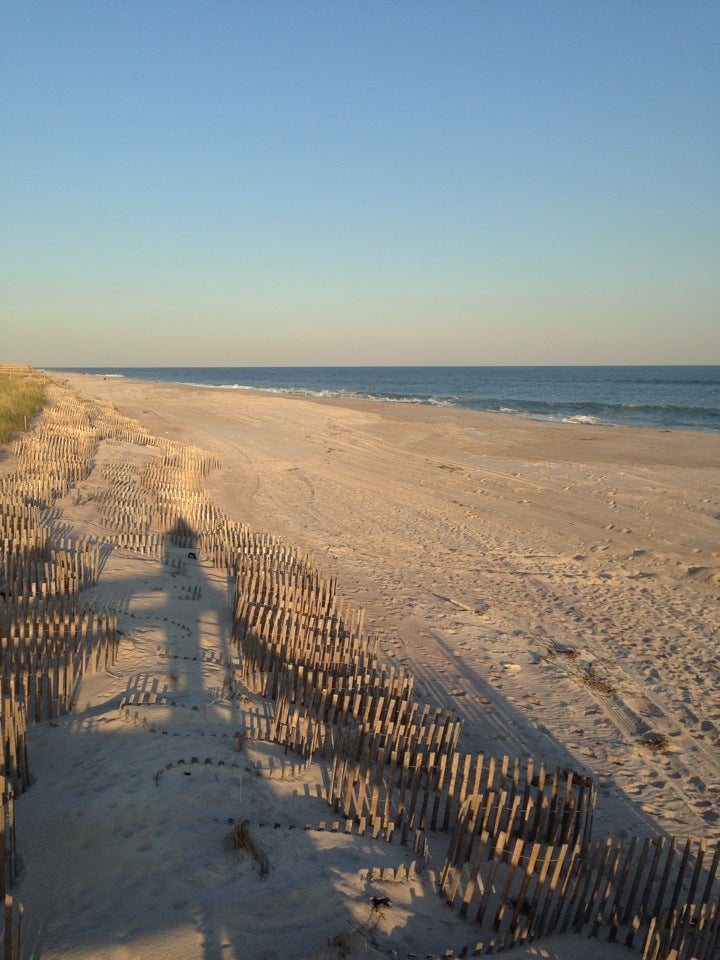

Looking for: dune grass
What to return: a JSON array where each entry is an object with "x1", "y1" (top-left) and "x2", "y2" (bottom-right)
[{"x1": 0, "y1": 373, "x2": 47, "y2": 444}]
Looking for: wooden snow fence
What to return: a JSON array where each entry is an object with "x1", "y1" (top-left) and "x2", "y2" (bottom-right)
[
  {"x1": 0, "y1": 892, "x2": 22, "y2": 960},
  {"x1": 11, "y1": 418, "x2": 95, "y2": 497},
  {"x1": 235, "y1": 537, "x2": 311, "y2": 568},
  {"x1": 231, "y1": 546, "x2": 463, "y2": 770},
  {"x1": 0, "y1": 473, "x2": 68, "y2": 510},
  {"x1": 234, "y1": 557, "x2": 368, "y2": 696},
  {"x1": 233, "y1": 549, "x2": 396, "y2": 763},
  {"x1": 158, "y1": 494, "x2": 224, "y2": 546},
  {"x1": 196, "y1": 518, "x2": 256, "y2": 573},
  {"x1": 247, "y1": 634, "x2": 412, "y2": 761},
  {"x1": 91, "y1": 405, "x2": 153, "y2": 446},
  {"x1": 132, "y1": 438, "x2": 223, "y2": 548},
  {"x1": 46, "y1": 540, "x2": 101, "y2": 593},
  {"x1": 272, "y1": 660, "x2": 414, "y2": 736},
  {"x1": 2, "y1": 392, "x2": 101, "y2": 511},
  {"x1": 328, "y1": 747, "x2": 587, "y2": 847},
  {"x1": 0, "y1": 500, "x2": 47, "y2": 559},
  {"x1": 439, "y1": 813, "x2": 720, "y2": 959},
  {"x1": 0, "y1": 699, "x2": 29, "y2": 797},
  {"x1": 0, "y1": 775, "x2": 18, "y2": 898},
  {"x1": 104, "y1": 531, "x2": 167, "y2": 557},
  {"x1": 273, "y1": 672, "x2": 434, "y2": 768},
  {"x1": 0, "y1": 705, "x2": 27, "y2": 954},
  {"x1": 0, "y1": 382, "x2": 226, "y2": 958},
  {"x1": 151, "y1": 438, "x2": 221, "y2": 479},
  {"x1": 238, "y1": 627, "x2": 379, "y2": 760},
  {"x1": 97, "y1": 484, "x2": 155, "y2": 536},
  {"x1": 0, "y1": 364, "x2": 34, "y2": 377},
  {"x1": 91, "y1": 459, "x2": 166, "y2": 552},
  {"x1": 270, "y1": 659, "x2": 424, "y2": 764},
  {"x1": 1, "y1": 600, "x2": 118, "y2": 726},
  {"x1": 233, "y1": 558, "x2": 341, "y2": 638},
  {"x1": 234, "y1": 574, "x2": 362, "y2": 650},
  {"x1": 240, "y1": 622, "x2": 374, "y2": 698},
  {"x1": 1, "y1": 539, "x2": 101, "y2": 601},
  {"x1": 440, "y1": 763, "x2": 594, "y2": 863},
  {"x1": 2, "y1": 501, "x2": 116, "y2": 755}
]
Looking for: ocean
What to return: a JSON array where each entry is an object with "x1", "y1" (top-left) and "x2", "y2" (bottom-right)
[{"x1": 48, "y1": 366, "x2": 720, "y2": 433}]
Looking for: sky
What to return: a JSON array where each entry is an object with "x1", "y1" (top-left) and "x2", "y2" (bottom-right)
[{"x1": 2, "y1": 1, "x2": 719, "y2": 367}]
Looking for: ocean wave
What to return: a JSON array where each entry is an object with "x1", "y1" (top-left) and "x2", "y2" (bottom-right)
[
  {"x1": 159, "y1": 386, "x2": 701, "y2": 429},
  {"x1": 194, "y1": 381, "x2": 461, "y2": 408},
  {"x1": 561, "y1": 415, "x2": 603, "y2": 425},
  {"x1": 518, "y1": 412, "x2": 609, "y2": 427},
  {"x1": 50, "y1": 367, "x2": 719, "y2": 433},
  {"x1": 494, "y1": 398, "x2": 718, "y2": 419}
]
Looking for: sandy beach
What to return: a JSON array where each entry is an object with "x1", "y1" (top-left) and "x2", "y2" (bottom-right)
[{"x1": 5, "y1": 371, "x2": 720, "y2": 960}]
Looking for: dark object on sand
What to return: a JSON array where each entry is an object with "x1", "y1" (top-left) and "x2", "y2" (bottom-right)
[{"x1": 370, "y1": 896, "x2": 391, "y2": 910}]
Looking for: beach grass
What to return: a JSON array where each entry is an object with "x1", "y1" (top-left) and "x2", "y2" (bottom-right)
[
  {"x1": 0, "y1": 370, "x2": 47, "y2": 444},
  {"x1": 224, "y1": 820, "x2": 271, "y2": 876}
]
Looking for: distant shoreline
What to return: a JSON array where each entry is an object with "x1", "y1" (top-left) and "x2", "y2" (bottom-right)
[{"x1": 45, "y1": 364, "x2": 720, "y2": 434}]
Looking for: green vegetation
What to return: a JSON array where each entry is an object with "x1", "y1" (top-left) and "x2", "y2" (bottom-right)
[{"x1": 0, "y1": 373, "x2": 46, "y2": 444}]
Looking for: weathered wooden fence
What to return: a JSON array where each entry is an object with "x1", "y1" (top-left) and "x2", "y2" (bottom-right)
[
  {"x1": 0, "y1": 772, "x2": 22, "y2": 959},
  {"x1": 330, "y1": 751, "x2": 595, "y2": 847},
  {"x1": 272, "y1": 659, "x2": 414, "y2": 736},
  {"x1": 439, "y1": 819, "x2": 720, "y2": 959}
]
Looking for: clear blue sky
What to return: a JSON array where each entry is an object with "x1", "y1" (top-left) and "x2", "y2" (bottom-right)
[{"x1": 2, "y1": 1, "x2": 718, "y2": 366}]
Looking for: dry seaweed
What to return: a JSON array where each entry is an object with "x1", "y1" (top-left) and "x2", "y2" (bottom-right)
[
  {"x1": 224, "y1": 819, "x2": 270, "y2": 876},
  {"x1": 641, "y1": 733, "x2": 671, "y2": 753}
]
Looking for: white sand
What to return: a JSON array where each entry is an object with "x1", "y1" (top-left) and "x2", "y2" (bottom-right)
[{"x1": 11, "y1": 372, "x2": 720, "y2": 959}]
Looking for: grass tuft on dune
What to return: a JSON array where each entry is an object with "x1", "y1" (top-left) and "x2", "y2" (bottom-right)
[{"x1": 0, "y1": 370, "x2": 46, "y2": 443}]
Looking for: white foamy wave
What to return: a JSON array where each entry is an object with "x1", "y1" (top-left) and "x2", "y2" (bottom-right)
[
  {"x1": 197, "y1": 382, "x2": 286, "y2": 394},
  {"x1": 561, "y1": 415, "x2": 603, "y2": 425},
  {"x1": 376, "y1": 394, "x2": 432, "y2": 404}
]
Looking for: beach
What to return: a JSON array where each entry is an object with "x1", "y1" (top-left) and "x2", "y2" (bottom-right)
[{"x1": 8, "y1": 371, "x2": 720, "y2": 959}]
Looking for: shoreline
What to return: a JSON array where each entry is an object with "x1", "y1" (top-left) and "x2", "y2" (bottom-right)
[
  {"x1": 53, "y1": 368, "x2": 720, "y2": 454},
  {"x1": 46, "y1": 366, "x2": 720, "y2": 435}
]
